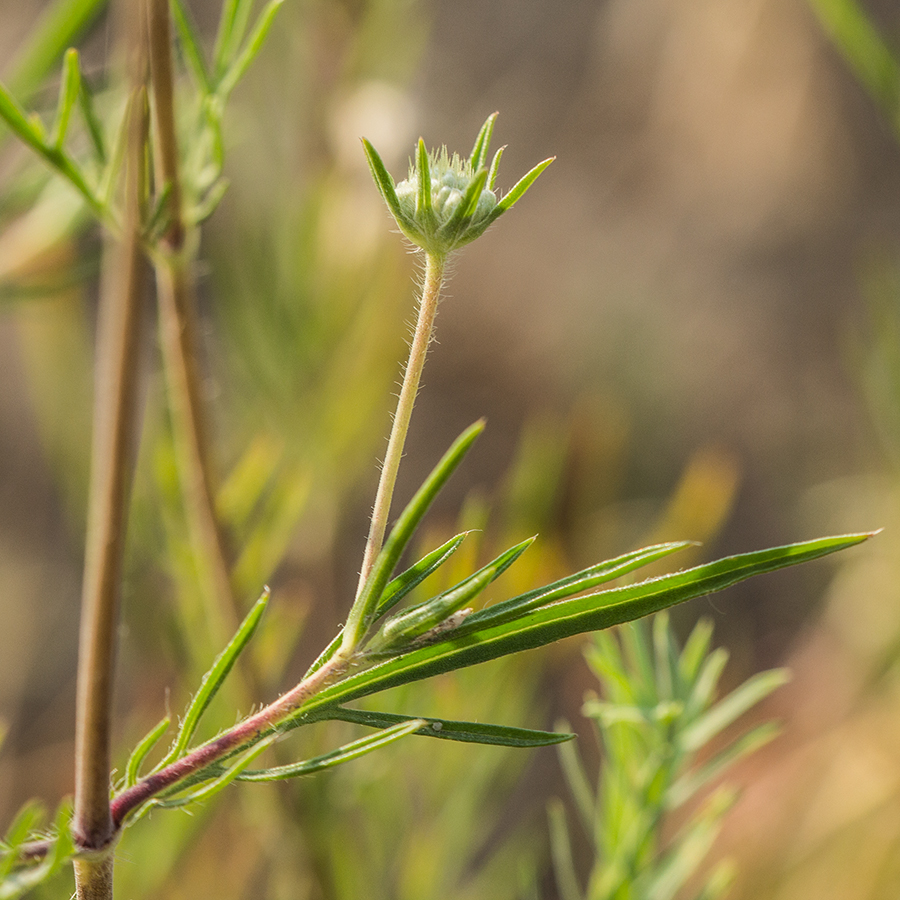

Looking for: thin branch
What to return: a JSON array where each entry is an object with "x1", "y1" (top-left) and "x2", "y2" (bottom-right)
[
  {"x1": 72, "y1": 1, "x2": 148, "y2": 889},
  {"x1": 148, "y1": 0, "x2": 239, "y2": 646}
]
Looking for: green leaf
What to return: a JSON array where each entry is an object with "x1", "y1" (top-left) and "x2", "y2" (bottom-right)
[
  {"x1": 216, "y1": 0, "x2": 285, "y2": 101},
  {"x1": 678, "y1": 617, "x2": 715, "y2": 686},
  {"x1": 212, "y1": 0, "x2": 256, "y2": 81},
  {"x1": 341, "y1": 420, "x2": 485, "y2": 651},
  {"x1": 159, "y1": 588, "x2": 270, "y2": 767},
  {"x1": 681, "y1": 667, "x2": 791, "y2": 752},
  {"x1": 304, "y1": 533, "x2": 469, "y2": 679},
  {"x1": 300, "y1": 533, "x2": 869, "y2": 716},
  {"x1": 487, "y1": 146, "x2": 504, "y2": 191},
  {"x1": 237, "y1": 720, "x2": 424, "y2": 781},
  {"x1": 469, "y1": 112, "x2": 498, "y2": 171},
  {"x1": 437, "y1": 166, "x2": 487, "y2": 243},
  {"x1": 368, "y1": 536, "x2": 535, "y2": 653},
  {"x1": 643, "y1": 788, "x2": 735, "y2": 900},
  {"x1": 0, "y1": 82, "x2": 47, "y2": 154},
  {"x1": 5, "y1": 0, "x2": 105, "y2": 100},
  {"x1": 808, "y1": 0, "x2": 900, "y2": 136},
  {"x1": 557, "y1": 724, "x2": 595, "y2": 834},
  {"x1": 171, "y1": 0, "x2": 212, "y2": 94},
  {"x1": 667, "y1": 722, "x2": 781, "y2": 810},
  {"x1": 49, "y1": 48, "x2": 80, "y2": 149},
  {"x1": 321, "y1": 707, "x2": 573, "y2": 748},
  {"x1": 494, "y1": 156, "x2": 554, "y2": 215},
  {"x1": 415, "y1": 137, "x2": 433, "y2": 219},
  {"x1": 362, "y1": 137, "x2": 407, "y2": 226},
  {"x1": 125, "y1": 716, "x2": 171, "y2": 787},
  {"x1": 77, "y1": 71, "x2": 106, "y2": 163},
  {"x1": 375, "y1": 532, "x2": 469, "y2": 619},
  {"x1": 548, "y1": 798, "x2": 584, "y2": 900},
  {"x1": 463, "y1": 542, "x2": 692, "y2": 634}
]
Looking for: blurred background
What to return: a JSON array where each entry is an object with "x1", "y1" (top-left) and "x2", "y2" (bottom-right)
[{"x1": 0, "y1": 0, "x2": 899, "y2": 897}]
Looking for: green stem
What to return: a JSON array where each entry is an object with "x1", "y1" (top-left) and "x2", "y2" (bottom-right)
[
  {"x1": 72, "y1": 7, "x2": 148, "y2": 894},
  {"x1": 354, "y1": 252, "x2": 446, "y2": 602}
]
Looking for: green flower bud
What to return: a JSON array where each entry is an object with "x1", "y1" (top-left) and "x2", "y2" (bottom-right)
[{"x1": 362, "y1": 113, "x2": 554, "y2": 258}]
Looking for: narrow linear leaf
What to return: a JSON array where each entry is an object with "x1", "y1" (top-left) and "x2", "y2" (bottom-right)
[
  {"x1": 667, "y1": 722, "x2": 781, "y2": 810},
  {"x1": 160, "y1": 588, "x2": 270, "y2": 766},
  {"x1": 343, "y1": 420, "x2": 485, "y2": 648},
  {"x1": 125, "y1": 716, "x2": 171, "y2": 787},
  {"x1": 213, "y1": 0, "x2": 254, "y2": 79},
  {"x1": 299, "y1": 534, "x2": 870, "y2": 715},
  {"x1": 645, "y1": 788, "x2": 735, "y2": 900},
  {"x1": 304, "y1": 534, "x2": 469, "y2": 679},
  {"x1": 548, "y1": 798, "x2": 584, "y2": 900},
  {"x1": 238, "y1": 720, "x2": 425, "y2": 781},
  {"x1": 557, "y1": 724, "x2": 596, "y2": 835},
  {"x1": 681, "y1": 668, "x2": 791, "y2": 752},
  {"x1": 362, "y1": 137, "x2": 407, "y2": 223},
  {"x1": 77, "y1": 73, "x2": 106, "y2": 163},
  {"x1": 416, "y1": 137, "x2": 433, "y2": 217},
  {"x1": 682, "y1": 647, "x2": 729, "y2": 721},
  {"x1": 469, "y1": 112, "x2": 498, "y2": 171},
  {"x1": 5, "y1": 0, "x2": 105, "y2": 100},
  {"x1": 217, "y1": 0, "x2": 285, "y2": 100},
  {"x1": 322, "y1": 707, "x2": 573, "y2": 747},
  {"x1": 171, "y1": 0, "x2": 212, "y2": 93},
  {"x1": 375, "y1": 532, "x2": 469, "y2": 618},
  {"x1": 495, "y1": 157, "x2": 554, "y2": 214},
  {"x1": 464, "y1": 541, "x2": 693, "y2": 634},
  {"x1": 50, "y1": 48, "x2": 80, "y2": 148},
  {"x1": 0, "y1": 83, "x2": 46, "y2": 153},
  {"x1": 678, "y1": 617, "x2": 715, "y2": 686},
  {"x1": 487, "y1": 146, "x2": 504, "y2": 190}
]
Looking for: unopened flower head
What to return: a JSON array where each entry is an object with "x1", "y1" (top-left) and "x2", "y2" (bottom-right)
[{"x1": 362, "y1": 113, "x2": 554, "y2": 258}]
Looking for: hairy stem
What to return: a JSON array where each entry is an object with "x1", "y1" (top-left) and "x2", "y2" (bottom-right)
[
  {"x1": 72, "y1": 4, "x2": 148, "y2": 891},
  {"x1": 110, "y1": 650, "x2": 350, "y2": 826},
  {"x1": 354, "y1": 252, "x2": 445, "y2": 600},
  {"x1": 148, "y1": 0, "x2": 238, "y2": 645}
]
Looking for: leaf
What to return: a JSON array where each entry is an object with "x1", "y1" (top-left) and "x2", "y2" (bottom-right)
[
  {"x1": 463, "y1": 541, "x2": 692, "y2": 634},
  {"x1": 212, "y1": 0, "x2": 257, "y2": 81},
  {"x1": 217, "y1": 0, "x2": 285, "y2": 101},
  {"x1": 157, "y1": 588, "x2": 270, "y2": 767},
  {"x1": 171, "y1": 0, "x2": 212, "y2": 93},
  {"x1": 667, "y1": 722, "x2": 781, "y2": 810},
  {"x1": 361, "y1": 138, "x2": 406, "y2": 224},
  {"x1": 4, "y1": 0, "x2": 105, "y2": 100},
  {"x1": 76, "y1": 71, "x2": 106, "y2": 163},
  {"x1": 297, "y1": 533, "x2": 870, "y2": 717},
  {"x1": 557, "y1": 723, "x2": 595, "y2": 834},
  {"x1": 368, "y1": 536, "x2": 535, "y2": 653},
  {"x1": 304, "y1": 533, "x2": 469, "y2": 679},
  {"x1": 320, "y1": 707, "x2": 573, "y2": 748},
  {"x1": 341, "y1": 420, "x2": 485, "y2": 651},
  {"x1": 237, "y1": 720, "x2": 426, "y2": 781},
  {"x1": 49, "y1": 48, "x2": 80, "y2": 149},
  {"x1": 548, "y1": 798, "x2": 583, "y2": 900},
  {"x1": 469, "y1": 112, "x2": 498, "y2": 171},
  {"x1": 415, "y1": 137, "x2": 433, "y2": 220},
  {"x1": 680, "y1": 668, "x2": 791, "y2": 752},
  {"x1": 124, "y1": 716, "x2": 170, "y2": 787},
  {"x1": 494, "y1": 157, "x2": 554, "y2": 215}
]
